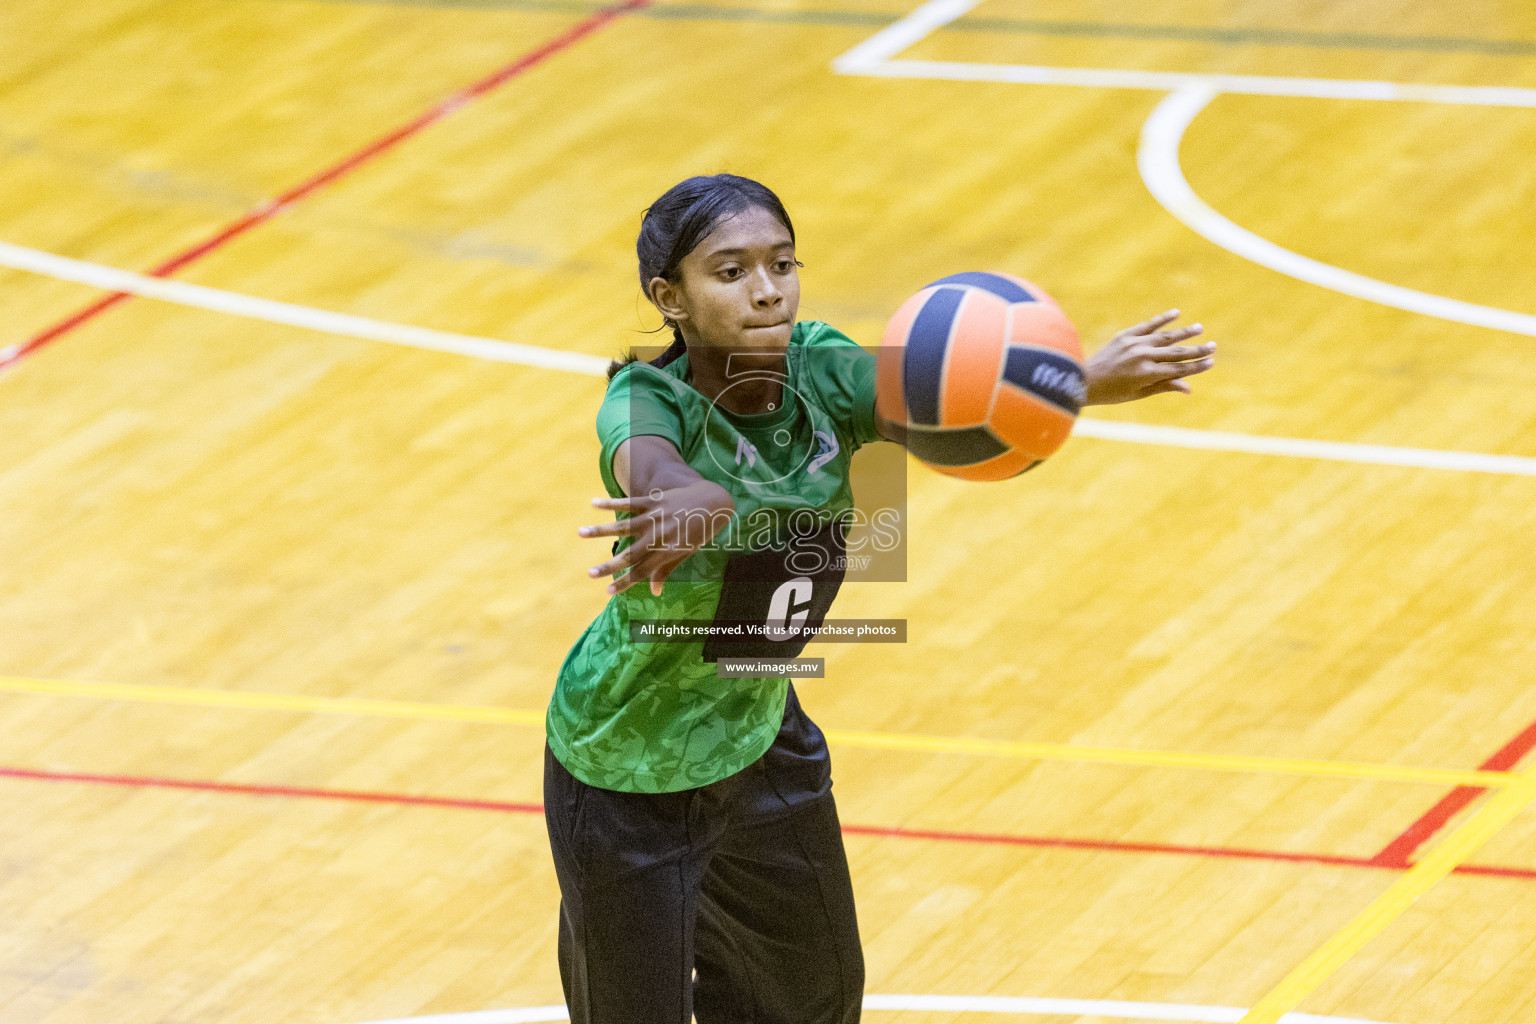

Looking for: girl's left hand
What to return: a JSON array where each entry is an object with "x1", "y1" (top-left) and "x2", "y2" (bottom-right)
[{"x1": 1084, "y1": 309, "x2": 1215, "y2": 406}]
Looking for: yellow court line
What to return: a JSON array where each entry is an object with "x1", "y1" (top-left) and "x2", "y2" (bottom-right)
[
  {"x1": 819, "y1": 727, "x2": 1510, "y2": 789},
  {"x1": 0, "y1": 674, "x2": 1513, "y2": 789},
  {"x1": 1237, "y1": 765, "x2": 1536, "y2": 1024},
  {"x1": 0, "y1": 675, "x2": 544, "y2": 726}
]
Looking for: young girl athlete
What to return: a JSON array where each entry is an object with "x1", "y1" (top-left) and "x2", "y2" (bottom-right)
[{"x1": 545, "y1": 174, "x2": 1215, "y2": 1023}]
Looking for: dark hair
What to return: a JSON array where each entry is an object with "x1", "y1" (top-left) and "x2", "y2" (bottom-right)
[{"x1": 607, "y1": 174, "x2": 796, "y2": 382}]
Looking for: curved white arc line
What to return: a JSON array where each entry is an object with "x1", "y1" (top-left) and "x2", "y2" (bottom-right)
[
  {"x1": 0, "y1": 240, "x2": 610, "y2": 377},
  {"x1": 4, "y1": 238, "x2": 1536, "y2": 476},
  {"x1": 350, "y1": 995, "x2": 1399, "y2": 1024},
  {"x1": 1137, "y1": 86, "x2": 1536, "y2": 338}
]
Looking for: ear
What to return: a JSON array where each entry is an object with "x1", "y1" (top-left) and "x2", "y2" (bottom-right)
[{"x1": 648, "y1": 276, "x2": 689, "y2": 324}]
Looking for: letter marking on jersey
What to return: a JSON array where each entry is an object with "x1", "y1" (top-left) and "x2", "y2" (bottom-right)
[{"x1": 766, "y1": 577, "x2": 815, "y2": 639}]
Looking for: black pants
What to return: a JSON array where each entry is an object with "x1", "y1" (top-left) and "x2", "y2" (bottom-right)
[{"x1": 543, "y1": 684, "x2": 864, "y2": 1024}]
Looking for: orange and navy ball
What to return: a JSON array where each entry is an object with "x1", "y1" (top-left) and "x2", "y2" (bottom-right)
[{"x1": 877, "y1": 271, "x2": 1085, "y2": 481}]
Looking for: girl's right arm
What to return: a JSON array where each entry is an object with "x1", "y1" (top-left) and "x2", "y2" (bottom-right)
[{"x1": 578, "y1": 435, "x2": 736, "y2": 597}]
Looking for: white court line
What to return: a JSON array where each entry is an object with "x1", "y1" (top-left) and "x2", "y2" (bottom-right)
[
  {"x1": 842, "y1": 56, "x2": 1536, "y2": 108},
  {"x1": 4, "y1": 237, "x2": 1536, "y2": 477},
  {"x1": 1138, "y1": 85, "x2": 1536, "y2": 339},
  {"x1": 833, "y1": 0, "x2": 1536, "y2": 107},
  {"x1": 349, "y1": 994, "x2": 1397, "y2": 1023},
  {"x1": 1072, "y1": 418, "x2": 1536, "y2": 475},
  {"x1": 833, "y1": 0, "x2": 1536, "y2": 339},
  {"x1": 0, "y1": 240, "x2": 609, "y2": 377},
  {"x1": 832, "y1": 0, "x2": 981, "y2": 70}
]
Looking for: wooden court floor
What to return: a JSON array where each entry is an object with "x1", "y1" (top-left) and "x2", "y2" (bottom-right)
[{"x1": 3, "y1": 0, "x2": 1536, "y2": 1021}]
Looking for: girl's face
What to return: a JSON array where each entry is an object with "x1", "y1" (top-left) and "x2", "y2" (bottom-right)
[{"x1": 651, "y1": 205, "x2": 800, "y2": 356}]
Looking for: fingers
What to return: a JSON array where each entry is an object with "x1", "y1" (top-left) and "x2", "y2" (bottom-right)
[
  {"x1": 608, "y1": 570, "x2": 643, "y2": 595},
  {"x1": 587, "y1": 549, "x2": 637, "y2": 581},
  {"x1": 579, "y1": 492, "x2": 659, "y2": 553},
  {"x1": 582, "y1": 489, "x2": 697, "y2": 591},
  {"x1": 577, "y1": 515, "x2": 651, "y2": 540},
  {"x1": 609, "y1": 572, "x2": 645, "y2": 596},
  {"x1": 590, "y1": 493, "x2": 659, "y2": 514},
  {"x1": 1121, "y1": 308, "x2": 1181, "y2": 337},
  {"x1": 1156, "y1": 354, "x2": 1216, "y2": 380},
  {"x1": 1143, "y1": 324, "x2": 1205, "y2": 349},
  {"x1": 609, "y1": 552, "x2": 684, "y2": 596},
  {"x1": 588, "y1": 527, "x2": 685, "y2": 592},
  {"x1": 597, "y1": 548, "x2": 654, "y2": 591},
  {"x1": 1135, "y1": 378, "x2": 1192, "y2": 398},
  {"x1": 649, "y1": 561, "x2": 679, "y2": 597},
  {"x1": 1146, "y1": 341, "x2": 1215, "y2": 363},
  {"x1": 587, "y1": 528, "x2": 661, "y2": 580}
]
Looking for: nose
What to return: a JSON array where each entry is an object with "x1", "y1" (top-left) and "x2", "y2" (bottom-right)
[{"x1": 751, "y1": 266, "x2": 782, "y2": 308}]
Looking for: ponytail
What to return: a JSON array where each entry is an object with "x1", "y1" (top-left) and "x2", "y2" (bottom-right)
[
  {"x1": 606, "y1": 324, "x2": 686, "y2": 382},
  {"x1": 652, "y1": 326, "x2": 687, "y2": 370}
]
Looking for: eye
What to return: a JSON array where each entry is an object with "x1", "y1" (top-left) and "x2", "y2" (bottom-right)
[
  {"x1": 775, "y1": 259, "x2": 800, "y2": 273},
  {"x1": 719, "y1": 266, "x2": 743, "y2": 280}
]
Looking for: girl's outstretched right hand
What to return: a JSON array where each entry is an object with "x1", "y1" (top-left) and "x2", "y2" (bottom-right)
[{"x1": 578, "y1": 477, "x2": 736, "y2": 597}]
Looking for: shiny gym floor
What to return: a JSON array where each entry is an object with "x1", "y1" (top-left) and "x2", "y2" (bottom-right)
[{"x1": 3, "y1": 1, "x2": 1536, "y2": 1022}]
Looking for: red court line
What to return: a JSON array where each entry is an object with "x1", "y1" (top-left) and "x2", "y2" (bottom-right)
[
  {"x1": 839, "y1": 822, "x2": 1385, "y2": 871},
  {"x1": 0, "y1": 766, "x2": 542, "y2": 815},
  {"x1": 1370, "y1": 717, "x2": 1536, "y2": 868},
  {"x1": 0, "y1": 0, "x2": 653, "y2": 374},
  {"x1": 5, "y1": 764, "x2": 1534, "y2": 880}
]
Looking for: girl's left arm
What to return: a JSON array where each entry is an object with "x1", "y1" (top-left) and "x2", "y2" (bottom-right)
[{"x1": 1083, "y1": 308, "x2": 1214, "y2": 406}]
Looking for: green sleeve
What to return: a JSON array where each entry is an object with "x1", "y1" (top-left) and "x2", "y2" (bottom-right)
[
  {"x1": 798, "y1": 321, "x2": 882, "y2": 449},
  {"x1": 595, "y1": 363, "x2": 689, "y2": 498}
]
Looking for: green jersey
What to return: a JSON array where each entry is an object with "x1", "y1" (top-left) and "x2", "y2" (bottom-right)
[{"x1": 547, "y1": 321, "x2": 883, "y2": 793}]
